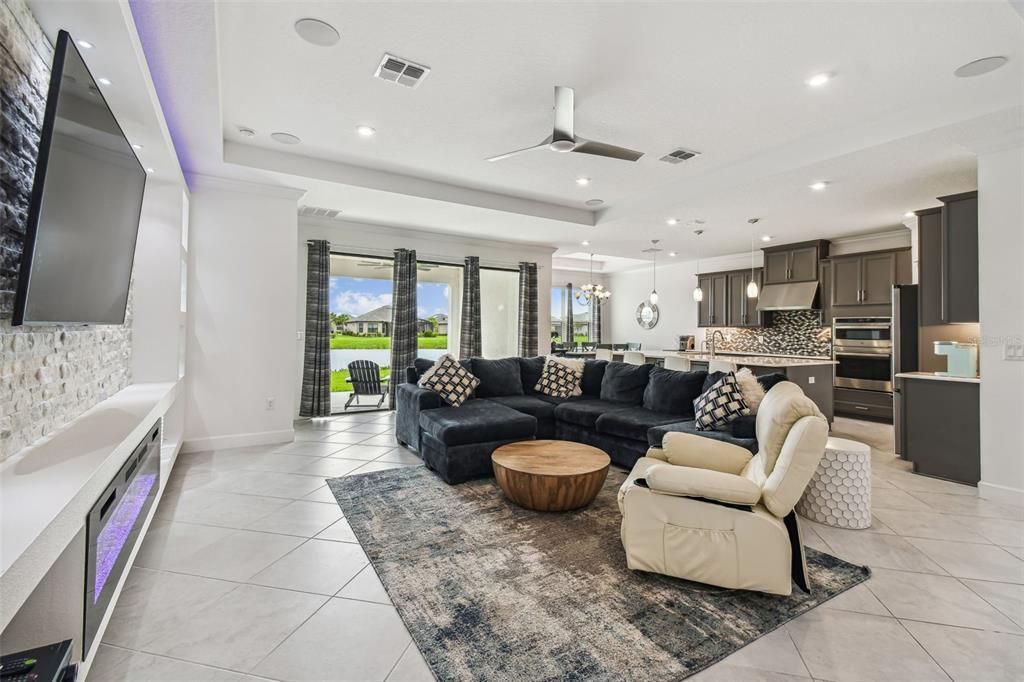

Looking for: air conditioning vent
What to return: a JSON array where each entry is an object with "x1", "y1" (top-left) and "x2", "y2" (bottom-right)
[
  {"x1": 659, "y1": 147, "x2": 702, "y2": 164},
  {"x1": 299, "y1": 205, "x2": 343, "y2": 220},
  {"x1": 375, "y1": 53, "x2": 430, "y2": 88}
]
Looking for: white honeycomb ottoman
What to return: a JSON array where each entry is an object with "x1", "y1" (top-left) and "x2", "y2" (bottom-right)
[{"x1": 796, "y1": 436, "x2": 872, "y2": 529}]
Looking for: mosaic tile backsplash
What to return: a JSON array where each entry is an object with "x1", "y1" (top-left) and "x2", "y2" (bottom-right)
[{"x1": 713, "y1": 311, "x2": 831, "y2": 357}]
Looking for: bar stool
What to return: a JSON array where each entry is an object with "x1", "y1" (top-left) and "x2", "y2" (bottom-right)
[
  {"x1": 623, "y1": 351, "x2": 646, "y2": 365},
  {"x1": 663, "y1": 356, "x2": 691, "y2": 371}
]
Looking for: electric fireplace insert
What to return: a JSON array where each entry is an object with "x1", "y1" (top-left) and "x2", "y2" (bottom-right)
[{"x1": 83, "y1": 421, "x2": 161, "y2": 654}]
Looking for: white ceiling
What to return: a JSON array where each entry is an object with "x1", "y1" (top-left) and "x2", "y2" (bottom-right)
[{"x1": 131, "y1": 1, "x2": 1023, "y2": 263}]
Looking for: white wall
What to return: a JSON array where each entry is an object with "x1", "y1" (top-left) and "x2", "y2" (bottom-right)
[
  {"x1": 184, "y1": 176, "x2": 303, "y2": 451},
  {"x1": 976, "y1": 138, "x2": 1024, "y2": 503},
  {"x1": 297, "y1": 217, "x2": 555, "y2": 413}
]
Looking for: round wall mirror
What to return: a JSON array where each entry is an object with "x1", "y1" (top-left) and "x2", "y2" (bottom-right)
[{"x1": 635, "y1": 301, "x2": 659, "y2": 329}]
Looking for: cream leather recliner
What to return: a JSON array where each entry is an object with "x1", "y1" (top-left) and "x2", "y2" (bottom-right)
[{"x1": 618, "y1": 381, "x2": 828, "y2": 596}]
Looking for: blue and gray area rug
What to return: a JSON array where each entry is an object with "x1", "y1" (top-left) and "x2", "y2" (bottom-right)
[{"x1": 328, "y1": 466, "x2": 869, "y2": 681}]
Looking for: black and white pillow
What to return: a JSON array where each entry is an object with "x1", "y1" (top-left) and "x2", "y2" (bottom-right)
[
  {"x1": 535, "y1": 357, "x2": 583, "y2": 398},
  {"x1": 694, "y1": 372, "x2": 750, "y2": 430},
  {"x1": 418, "y1": 353, "x2": 480, "y2": 406}
]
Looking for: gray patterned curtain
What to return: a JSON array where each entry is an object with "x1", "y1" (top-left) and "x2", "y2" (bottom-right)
[
  {"x1": 565, "y1": 283, "x2": 574, "y2": 348},
  {"x1": 300, "y1": 240, "x2": 331, "y2": 417},
  {"x1": 388, "y1": 249, "x2": 417, "y2": 409},
  {"x1": 592, "y1": 298, "x2": 602, "y2": 345},
  {"x1": 460, "y1": 256, "x2": 481, "y2": 359},
  {"x1": 517, "y1": 262, "x2": 538, "y2": 356}
]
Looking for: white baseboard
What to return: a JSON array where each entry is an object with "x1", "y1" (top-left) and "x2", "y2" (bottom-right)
[
  {"x1": 978, "y1": 480, "x2": 1024, "y2": 506},
  {"x1": 181, "y1": 429, "x2": 294, "y2": 453}
]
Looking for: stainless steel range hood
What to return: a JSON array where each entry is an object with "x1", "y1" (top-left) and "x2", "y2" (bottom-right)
[{"x1": 756, "y1": 281, "x2": 820, "y2": 311}]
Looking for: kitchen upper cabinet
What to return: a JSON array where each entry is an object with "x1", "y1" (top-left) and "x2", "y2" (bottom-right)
[
  {"x1": 830, "y1": 249, "x2": 907, "y2": 307},
  {"x1": 917, "y1": 192, "x2": 978, "y2": 325},
  {"x1": 697, "y1": 270, "x2": 760, "y2": 328},
  {"x1": 726, "y1": 270, "x2": 762, "y2": 327},
  {"x1": 761, "y1": 240, "x2": 829, "y2": 285}
]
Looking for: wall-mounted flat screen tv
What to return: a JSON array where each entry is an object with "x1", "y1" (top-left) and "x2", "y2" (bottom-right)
[{"x1": 12, "y1": 29, "x2": 147, "y2": 326}]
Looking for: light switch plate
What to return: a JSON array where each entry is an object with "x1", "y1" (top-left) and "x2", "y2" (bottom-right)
[{"x1": 1005, "y1": 341, "x2": 1024, "y2": 361}]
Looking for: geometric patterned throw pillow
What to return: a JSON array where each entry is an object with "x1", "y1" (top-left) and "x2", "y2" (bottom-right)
[
  {"x1": 694, "y1": 372, "x2": 750, "y2": 430},
  {"x1": 418, "y1": 353, "x2": 480, "y2": 407},
  {"x1": 534, "y1": 357, "x2": 583, "y2": 398}
]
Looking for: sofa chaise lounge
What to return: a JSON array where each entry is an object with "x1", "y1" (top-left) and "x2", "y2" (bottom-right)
[{"x1": 396, "y1": 356, "x2": 781, "y2": 484}]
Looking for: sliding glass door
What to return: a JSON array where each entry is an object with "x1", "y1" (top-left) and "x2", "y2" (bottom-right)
[{"x1": 480, "y1": 267, "x2": 519, "y2": 358}]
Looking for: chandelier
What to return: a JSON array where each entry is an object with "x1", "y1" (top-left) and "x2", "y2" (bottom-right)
[{"x1": 575, "y1": 253, "x2": 611, "y2": 304}]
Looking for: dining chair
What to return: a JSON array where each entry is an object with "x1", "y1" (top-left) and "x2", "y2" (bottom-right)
[
  {"x1": 626, "y1": 342, "x2": 642, "y2": 351},
  {"x1": 623, "y1": 351, "x2": 646, "y2": 365},
  {"x1": 663, "y1": 356, "x2": 691, "y2": 372},
  {"x1": 596, "y1": 348, "x2": 614, "y2": 361}
]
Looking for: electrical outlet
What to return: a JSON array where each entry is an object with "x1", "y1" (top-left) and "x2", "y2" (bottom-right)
[
  {"x1": 808, "y1": 376, "x2": 815, "y2": 384},
  {"x1": 265, "y1": 398, "x2": 275, "y2": 410}
]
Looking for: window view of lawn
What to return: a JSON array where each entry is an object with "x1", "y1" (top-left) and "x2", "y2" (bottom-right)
[{"x1": 329, "y1": 335, "x2": 448, "y2": 349}]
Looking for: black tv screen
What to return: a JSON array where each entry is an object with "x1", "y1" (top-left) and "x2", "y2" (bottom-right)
[{"x1": 13, "y1": 30, "x2": 147, "y2": 326}]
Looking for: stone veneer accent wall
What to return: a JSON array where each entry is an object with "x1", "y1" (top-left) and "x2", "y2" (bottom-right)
[
  {"x1": 0, "y1": 0, "x2": 132, "y2": 461},
  {"x1": 714, "y1": 310, "x2": 831, "y2": 357}
]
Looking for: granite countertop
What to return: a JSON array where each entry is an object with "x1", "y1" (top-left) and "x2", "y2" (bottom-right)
[
  {"x1": 670, "y1": 352, "x2": 837, "y2": 367},
  {"x1": 895, "y1": 371, "x2": 980, "y2": 384},
  {"x1": 677, "y1": 350, "x2": 833, "y2": 361}
]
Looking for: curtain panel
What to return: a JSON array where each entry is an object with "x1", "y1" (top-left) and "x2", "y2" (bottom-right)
[
  {"x1": 592, "y1": 298, "x2": 603, "y2": 345},
  {"x1": 564, "y1": 283, "x2": 574, "y2": 347},
  {"x1": 299, "y1": 240, "x2": 331, "y2": 417},
  {"x1": 389, "y1": 248, "x2": 418, "y2": 409},
  {"x1": 517, "y1": 262, "x2": 538, "y2": 357},
  {"x1": 460, "y1": 256, "x2": 482, "y2": 359}
]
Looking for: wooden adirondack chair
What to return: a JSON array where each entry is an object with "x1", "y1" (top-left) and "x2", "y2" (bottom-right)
[{"x1": 344, "y1": 360, "x2": 389, "y2": 410}]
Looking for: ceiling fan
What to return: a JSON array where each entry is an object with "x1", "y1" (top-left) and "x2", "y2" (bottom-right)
[{"x1": 486, "y1": 86, "x2": 644, "y2": 163}]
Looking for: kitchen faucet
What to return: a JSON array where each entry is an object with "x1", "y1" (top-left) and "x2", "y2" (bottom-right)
[{"x1": 702, "y1": 330, "x2": 726, "y2": 358}]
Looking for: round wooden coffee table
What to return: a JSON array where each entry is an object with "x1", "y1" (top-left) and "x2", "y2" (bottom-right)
[{"x1": 491, "y1": 440, "x2": 610, "y2": 511}]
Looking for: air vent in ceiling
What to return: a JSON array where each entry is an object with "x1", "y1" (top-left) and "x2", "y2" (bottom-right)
[
  {"x1": 659, "y1": 147, "x2": 702, "y2": 164},
  {"x1": 300, "y1": 205, "x2": 343, "y2": 220},
  {"x1": 375, "y1": 53, "x2": 430, "y2": 88}
]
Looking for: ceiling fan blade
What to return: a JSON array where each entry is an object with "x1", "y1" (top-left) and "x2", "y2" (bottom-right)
[
  {"x1": 572, "y1": 138, "x2": 644, "y2": 162},
  {"x1": 553, "y1": 86, "x2": 574, "y2": 140},
  {"x1": 486, "y1": 137, "x2": 552, "y2": 162}
]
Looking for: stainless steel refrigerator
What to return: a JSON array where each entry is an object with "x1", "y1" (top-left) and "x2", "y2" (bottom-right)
[{"x1": 892, "y1": 284, "x2": 919, "y2": 457}]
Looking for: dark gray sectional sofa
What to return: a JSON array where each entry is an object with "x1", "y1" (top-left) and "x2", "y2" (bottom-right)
[{"x1": 396, "y1": 356, "x2": 773, "y2": 484}]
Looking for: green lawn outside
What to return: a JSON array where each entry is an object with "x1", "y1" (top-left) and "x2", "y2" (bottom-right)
[
  {"x1": 551, "y1": 334, "x2": 591, "y2": 344},
  {"x1": 331, "y1": 368, "x2": 390, "y2": 393},
  {"x1": 330, "y1": 335, "x2": 448, "y2": 350}
]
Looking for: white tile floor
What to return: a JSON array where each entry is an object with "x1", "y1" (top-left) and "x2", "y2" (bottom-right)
[{"x1": 92, "y1": 414, "x2": 1024, "y2": 682}]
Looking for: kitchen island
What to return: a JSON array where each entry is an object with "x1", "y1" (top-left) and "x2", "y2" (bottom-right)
[{"x1": 895, "y1": 372, "x2": 980, "y2": 485}]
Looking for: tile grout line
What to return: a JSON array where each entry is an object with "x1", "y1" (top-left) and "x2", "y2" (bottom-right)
[{"x1": 96, "y1": 642, "x2": 287, "y2": 682}]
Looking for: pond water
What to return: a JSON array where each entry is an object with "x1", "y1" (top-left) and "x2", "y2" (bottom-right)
[{"x1": 330, "y1": 348, "x2": 446, "y2": 372}]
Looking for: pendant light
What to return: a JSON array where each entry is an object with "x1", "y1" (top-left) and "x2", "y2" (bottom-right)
[
  {"x1": 642, "y1": 240, "x2": 661, "y2": 304},
  {"x1": 692, "y1": 229, "x2": 704, "y2": 302},
  {"x1": 746, "y1": 218, "x2": 760, "y2": 298}
]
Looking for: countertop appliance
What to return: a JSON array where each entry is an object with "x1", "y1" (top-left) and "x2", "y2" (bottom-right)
[
  {"x1": 891, "y1": 285, "x2": 919, "y2": 456},
  {"x1": 833, "y1": 316, "x2": 894, "y2": 392},
  {"x1": 676, "y1": 335, "x2": 695, "y2": 351},
  {"x1": 934, "y1": 341, "x2": 978, "y2": 378}
]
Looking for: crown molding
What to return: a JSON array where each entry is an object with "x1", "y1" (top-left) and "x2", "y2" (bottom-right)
[{"x1": 187, "y1": 173, "x2": 307, "y2": 200}]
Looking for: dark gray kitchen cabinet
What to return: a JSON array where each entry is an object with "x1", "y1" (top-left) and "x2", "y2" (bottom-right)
[
  {"x1": 830, "y1": 249, "x2": 906, "y2": 307},
  {"x1": 726, "y1": 270, "x2": 762, "y2": 327},
  {"x1": 697, "y1": 275, "x2": 712, "y2": 327},
  {"x1": 917, "y1": 207, "x2": 944, "y2": 326},
  {"x1": 762, "y1": 240, "x2": 829, "y2": 285},
  {"x1": 709, "y1": 273, "x2": 728, "y2": 327},
  {"x1": 917, "y1": 192, "x2": 978, "y2": 325},
  {"x1": 900, "y1": 376, "x2": 979, "y2": 485}
]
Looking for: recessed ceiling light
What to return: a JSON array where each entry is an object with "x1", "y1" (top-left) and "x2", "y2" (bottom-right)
[
  {"x1": 237, "y1": 126, "x2": 256, "y2": 138},
  {"x1": 666, "y1": 218, "x2": 679, "y2": 226},
  {"x1": 576, "y1": 177, "x2": 591, "y2": 186},
  {"x1": 585, "y1": 199, "x2": 604, "y2": 207},
  {"x1": 131, "y1": 143, "x2": 143, "y2": 150},
  {"x1": 271, "y1": 132, "x2": 301, "y2": 145},
  {"x1": 356, "y1": 125, "x2": 376, "y2": 137},
  {"x1": 97, "y1": 77, "x2": 111, "y2": 86},
  {"x1": 669, "y1": 251, "x2": 677, "y2": 257},
  {"x1": 145, "y1": 168, "x2": 154, "y2": 174},
  {"x1": 809, "y1": 181, "x2": 828, "y2": 191},
  {"x1": 761, "y1": 235, "x2": 773, "y2": 242},
  {"x1": 294, "y1": 18, "x2": 340, "y2": 47},
  {"x1": 581, "y1": 240, "x2": 590, "y2": 246},
  {"x1": 954, "y1": 56, "x2": 1008, "y2": 78},
  {"x1": 904, "y1": 211, "x2": 915, "y2": 218},
  {"x1": 76, "y1": 39, "x2": 94, "y2": 49},
  {"x1": 805, "y1": 72, "x2": 832, "y2": 87}
]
